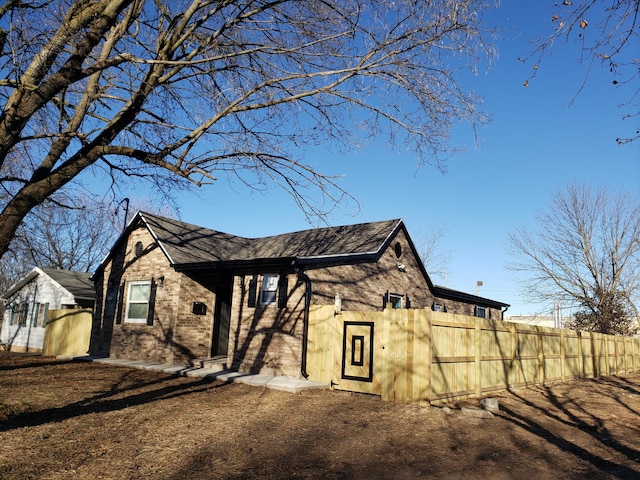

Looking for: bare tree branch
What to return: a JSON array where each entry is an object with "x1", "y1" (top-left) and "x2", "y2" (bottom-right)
[
  {"x1": 0, "y1": 0, "x2": 498, "y2": 261},
  {"x1": 522, "y1": 0, "x2": 639, "y2": 144}
]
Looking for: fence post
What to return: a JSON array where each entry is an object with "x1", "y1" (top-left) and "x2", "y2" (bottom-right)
[
  {"x1": 381, "y1": 308, "x2": 391, "y2": 402},
  {"x1": 592, "y1": 332, "x2": 599, "y2": 378},
  {"x1": 475, "y1": 317, "x2": 481, "y2": 398},
  {"x1": 423, "y1": 309, "x2": 433, "y2": 405},
  {"x1": 537, "y1": 327, "x2": 544, "y2": 385},
  {"x1": 560, "y1": 328, "x2": 565, "y2": 382},
  {"x1": 577, "y1": 330, "x2": 584, "y2": 379},
  {"x1": 510, "y1": 322, "x2": 517, "y2": 388},
  {"x1": 604, "y1": 334, "x2": 610, "y2": 376}
]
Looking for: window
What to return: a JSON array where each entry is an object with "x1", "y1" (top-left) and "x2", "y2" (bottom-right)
[
  {"x1": 260, "y1": 274, "x2": 278, "y2": 305},
  {"x1": 432, "y1": 303, "x2": 443, "y2": 312},
  {"x1": 389, "y1": 293, "x2": 403, "y2": 309},
  {"x1": 33, "y1": 303, "x2": 49, "y2": 328},
  {"x1": 475, "y1": 306, "x2": 486, "y2": 318},
  {"x1": 126, "y1": 281, "x2": 151, "y2": 323},
  {"x1": 16, "y1": 302, "x2": 29, "y2": 327}
]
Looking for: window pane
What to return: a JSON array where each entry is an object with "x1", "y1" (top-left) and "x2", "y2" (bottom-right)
[
  {"x1": 260, "y1": 275, "x2": 278, "y2": 305},
  {"x1": 261, "y1": 290, "x2": 276, "y2": 304},
  {"x1": 129, "y1": 284, "x2": 150, "y2": 302},
  {"x1": 390, "y1": 295, "x2": 402, "y2": 309},
  {"x1": 263, "y1": 275, "x2": 278, "y2": 291},
  {"x1": 128, "y1": 303, "x2": 149, "y2": 319}
]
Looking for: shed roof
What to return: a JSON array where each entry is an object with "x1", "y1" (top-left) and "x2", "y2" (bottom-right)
[
  {"x1": 40, "y1": 268, "x2": 95, "y2": 302},
  {"x1": 2, "y1": 267, "x2": 95, "y2": 302}
]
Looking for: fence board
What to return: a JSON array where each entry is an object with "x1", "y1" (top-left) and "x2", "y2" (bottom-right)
[
  {"x1": 307, "y1": 306, "x2": 640, "y2": 405},
  {"x1": 41, "y1": 309, "x2": 92, "y2": 356}
]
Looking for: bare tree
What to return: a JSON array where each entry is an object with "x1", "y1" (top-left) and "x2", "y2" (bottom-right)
[
  {"x1": 418, "y1": 225, "x2": 452, "y2": 285},
  {"x1": 523, "y1": 0, "x2": 639, "y2": 144},
  {"x1": 11, "y1": 197, "x2": 119, "y2": 273},
  {"x1": 507, "y1": 184, "x2": 640, "y2": 335},
  {"x1": 0, "y1": 0, "x2": 497, "y2": 263},
  {"x1": 0, "y1": 239, "x2": 32, "y2": 295}
]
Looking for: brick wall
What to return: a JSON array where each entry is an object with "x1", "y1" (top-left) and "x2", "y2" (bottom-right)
[
  {"x1": 226, "y1": 229, "x2": 505, "y2": 378},
  {"x1": 308, "y1": 229, "x2": 434, "y2": 310},
  {"x1": 229, "y1": 273, "x2": 307, "y2": 377},
  {"x1": 91, "y1": 226, "x2": 215, "y2": 364},
  {"x1": 91, "y1": 225, "x2": 504, "y2": 374},
  {"x1": 309, "y1": 229, "x2": 504, "y2": 319}
]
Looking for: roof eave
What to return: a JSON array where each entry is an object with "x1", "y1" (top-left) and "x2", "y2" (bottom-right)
[
  {"x1": 432, "y1": 286, "x2": 510, "y2": 309},
  {"x1": 91, "y1": 211, "x2": 174, "y2": 280},
  {"x1": 2, "y1": 268, "x2": 40, "y2": 299}
]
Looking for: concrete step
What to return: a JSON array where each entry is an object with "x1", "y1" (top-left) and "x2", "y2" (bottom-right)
[{"x1": 189, "y1": 356, "x2": 227, "y2": 371}]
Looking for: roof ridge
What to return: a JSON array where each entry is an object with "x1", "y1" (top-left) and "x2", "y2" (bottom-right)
[
  {"x1": 254, "y1": 218, "x2": 402, "y2": 238},
  {"x1": 135, "y1": 212, "x2": 404, "y2": 266}
]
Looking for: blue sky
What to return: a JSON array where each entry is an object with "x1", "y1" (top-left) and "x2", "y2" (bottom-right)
[{"x1": 113, "y1": 3, "x2": 638, "y2": 316}]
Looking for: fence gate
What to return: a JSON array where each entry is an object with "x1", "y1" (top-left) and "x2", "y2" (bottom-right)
[
  {"x1": 341, "y1": 320, "x2": 375, "y2": 382},
  {"x1": 307, "y1": 306, "x2": 431, "y2": 403},
  {"x1": 332, "y1": 311, "x2": 382, "y2": 395}
]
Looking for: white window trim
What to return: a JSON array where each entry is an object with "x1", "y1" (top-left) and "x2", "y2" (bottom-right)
[
  {"x1": 260, "y1": 274, "x2": 279, "y2": 306},
  {"x1": 476, "y1": 306, "x2": 487, "y2": 319},
  {"x1": 125, "y1": 280, "x2": 151, "y2": 323}
]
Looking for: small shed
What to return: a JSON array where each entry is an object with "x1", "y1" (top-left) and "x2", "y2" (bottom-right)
[{"x1": 1, "y1": 267, "x2": 95, "y2": 352}]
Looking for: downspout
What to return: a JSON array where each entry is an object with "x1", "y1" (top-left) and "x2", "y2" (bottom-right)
[
  {"x1": 501, "y1": 305, "x2": 509, "y2": 321},
  {"x1": 293, "y1": 261, "x2": 311, "y2": 379}
]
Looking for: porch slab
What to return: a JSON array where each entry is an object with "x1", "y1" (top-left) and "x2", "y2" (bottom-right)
[
  {"x1": 265, "y1": 376, "x2": 328, "y2": 394},
  {"x1": 93, "y1": 358, "x2": 149, "y2": 367},
  {"x1": 234, "y1": 373, "x2": 275, "y2": 387}
]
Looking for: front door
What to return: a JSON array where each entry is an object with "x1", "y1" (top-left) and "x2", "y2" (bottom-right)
[{"x1": 211, "y1": 285, "x2": 232, "y2": 357}]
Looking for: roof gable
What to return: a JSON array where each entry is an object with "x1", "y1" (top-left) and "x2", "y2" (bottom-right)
[
  {"x1": 2, "y1": 267, "x2": 95, "y2": 302},
  {"x1": 140, "y1": 212, "x2": 253, "y2": 265}
]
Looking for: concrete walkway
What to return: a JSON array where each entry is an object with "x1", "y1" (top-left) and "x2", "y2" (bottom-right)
[{"x1": 61, "y1": 356, "x2": 328, "y2": 394}]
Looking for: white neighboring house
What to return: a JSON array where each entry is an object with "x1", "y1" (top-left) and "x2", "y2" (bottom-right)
[{"x1": 1, "y1": 267, "x2": 95, "y2": 352}]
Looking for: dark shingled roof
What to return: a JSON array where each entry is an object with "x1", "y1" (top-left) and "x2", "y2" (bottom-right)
[
  {"x1": 3, "y1": 267, "x2": 95, "y2": 302},
  {"x1": 94, "y1": 211, "x2": 509, "y2": 309},
  {"x1": 40, "y1": 268, "x2": 95, "y2": 301},
  {"x1": 140, "y1": 212, "x2": 401, "y2": 267},
  {"x1": 140, "y1": 213, "x2": 254, "y2": 265}
]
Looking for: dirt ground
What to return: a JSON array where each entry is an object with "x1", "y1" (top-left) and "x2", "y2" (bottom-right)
[{"x1": 0, "y1": 353, "x2": 639, "y2": 479}]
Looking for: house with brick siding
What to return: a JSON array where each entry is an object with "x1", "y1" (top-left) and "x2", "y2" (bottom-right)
[{"x1": 89, "y1": 212, "x2": 509, "y2": 378}]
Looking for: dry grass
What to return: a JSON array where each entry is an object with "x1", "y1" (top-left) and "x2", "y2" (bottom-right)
[{"x1": 0, "y1": 353, "x2": 639, "y2": 479}]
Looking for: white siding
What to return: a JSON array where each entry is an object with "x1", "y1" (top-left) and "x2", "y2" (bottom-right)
[{"x1": 1, "y1": 270, "x2": 77, "y2": 351}]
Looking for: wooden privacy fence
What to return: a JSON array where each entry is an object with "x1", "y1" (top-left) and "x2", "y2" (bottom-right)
[
  {"x1": 42, "y1": 308, "x2": 93, "y2": 357},
  {"x1": 306, "y1": 305, "x2": 640, "y2": 405}
]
